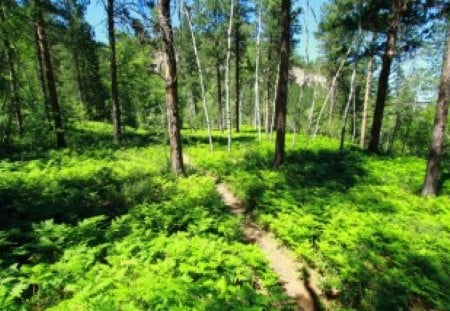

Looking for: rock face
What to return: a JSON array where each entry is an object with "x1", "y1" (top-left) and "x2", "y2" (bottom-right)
[{"x1": 291, "y1": 67, "x2": 328, "y2": 87}]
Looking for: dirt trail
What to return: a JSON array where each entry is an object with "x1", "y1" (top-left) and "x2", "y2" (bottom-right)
[
  {"x1": 183, "y1": 154, "x2": 327, "y2": 310},
  {"x1": 216, "y1": 182, "x2": 326, "y2": 311}
]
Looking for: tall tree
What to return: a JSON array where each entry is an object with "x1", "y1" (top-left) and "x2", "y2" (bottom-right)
[
  {"x1": 184, "y1": 4, "x2": 213, "y2": 151},
  {"x1": 360, "y1": 56, "x2": 373, "y2": 149},
  {"x1": 34, "y1": 24, "x2": 49, "y2": 120},
  {"x1": 422, "y1": 24, "x2": 449, "y2": 196},
  {"x1": 214, "y1": 7, "x2": 224, "y2": 132},
  {"x1": 107, "y1": 0, "x2": 122, "y2": 144},
  {"x1": 159, "y1": 0, "x2": 184, "y2": 175},
  {"x1": 254, "y1": 1, "x2": 261, "y2": 142},
  {"x1": 367, "y1": 0, "x2": 402, "y2": 153},
  {"x1": 320, "y1": 0, "x2": 440, "y2": 152},
  {"x1": 273, "y1": 0, "x2": 290, "y2": 168},
  {"x1": 1, "y1": 1, "x2": 23, "y2": 135},
  {"x1": 339, "y1": 67, "x2": 357, "y2": 151},
  {"x1": 225, "y1": 0, "x2": 234, "y2": 151},
  {"x1": 35, "y1": 0, "x2": 66, "y2": 148},
  {"x1": 234, "y1": 0, "x2": 241, "y2": 132}
]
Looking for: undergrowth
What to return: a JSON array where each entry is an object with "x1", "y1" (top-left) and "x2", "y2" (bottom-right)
[
  {"x1": 0, "y1": 122, "x2": 293, "y2": 310},
  {"x1": 186, "y1": 129, "x2": 450, "y2": 311}
]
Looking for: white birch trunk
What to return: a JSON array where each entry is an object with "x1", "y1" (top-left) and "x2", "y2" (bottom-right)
[
  {"x1": 184, "y1": 5, "x2": 213, "y2": 151},
  {"x1": 225, "y1": 0, "x2": 234, "y2": 151},
  {"x1": 254, "y1": 2, "x2": 262, "y2": 142},
  {"x1": 339, "y1": 67, "x2": 356, "y2": 151},
  {"x1": 313, "y1": 45, "x2": 352, "y2": 139},
  {"x1": 360, "y1": 56, "x2": 373, "y2": 149}
]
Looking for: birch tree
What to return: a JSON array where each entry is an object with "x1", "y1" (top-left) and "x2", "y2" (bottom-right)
[
  {"x1": 253, "y1": 1, "x2": 262, "y2": 142},
  {"x1": 225, "y1": 0, "x2": 234, "y2": 151},
  {"x1": 184, "y1": 5, "x2": 213, "y2": 151}
]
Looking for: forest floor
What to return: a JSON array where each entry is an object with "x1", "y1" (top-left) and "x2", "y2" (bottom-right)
[{"x1": 0, "y1": 121, "x2": 449, "y2": 310}]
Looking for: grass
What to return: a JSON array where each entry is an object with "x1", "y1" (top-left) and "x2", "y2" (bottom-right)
[
  {"x1": 185, "y1": 128, "x2": 450, "y2": 311},
  {"x1": 0, "y1": 122, "x2": 293, "y2": 310}
]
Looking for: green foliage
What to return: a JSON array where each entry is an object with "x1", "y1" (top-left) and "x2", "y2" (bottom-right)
[
  {"x1": 187, "y1": 130, "x2": 450, "y2": 310},
  {"x1": 0, "y1": 123, "x2": 292, "y2": 310}
]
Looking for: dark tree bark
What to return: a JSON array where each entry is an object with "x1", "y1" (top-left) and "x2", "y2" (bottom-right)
[
  {"x1": 234, "y1": 4, "x2": 241, "y2": 133},
  {"x1": 107, "y1": 0, "x2": 122, "y2": 144},
  {"x1": 3, "y1": 40, "x2": 23, "y2": 136},
  {"x1": 1, "y1": 3, "x2": 23, "y2": 135},
  {"x1": 422, "y1": 27, "x2": 450, "y2": 196},
  {"x1": 158, "y1": 0, "x2": 184, "y2": 176},
  {"x1": 368, "y1": 1, "x2": 402, "y2": 153},
  {"x1": 35, "y1": 2, "x2": 66, "y2": 148},
  {"x1": 34, "y1": 25, "x2": 49, "y2": 121},
  {"x1": 273, "y1": 0, "x2": 291, "y2": 168}
]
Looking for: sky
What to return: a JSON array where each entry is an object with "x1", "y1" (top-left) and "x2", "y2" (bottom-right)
[{"x1": 85, "y1": 0, "x2": 327, "y2": 60}]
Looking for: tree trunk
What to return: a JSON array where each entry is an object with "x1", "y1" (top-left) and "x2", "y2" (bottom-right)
[
  {"x1": 225, "y1": 0, "x2": 234, "y2": 151},
  {"x1": 184, "y1": 5, "x2": 213, "y2": 151},
  {"x1": 360, "y1": 56, "x2": 373, "y2": 149},
  {"x1": 328, "y1": 79, "x2": 337, "y2": 132},
  {"x1": 265, "y1": 34, "x2": 273, "y2": 134},
  {"x1": 422, "y1": 27, "x2": 450, "y2": 196},
  {"x1": 254, "y1": 2, "x2": 261, "y2": 142},
  {"x1": 107, "y1": 0, "x2": 122, "y2": 144},
  {"x1": 270, "y1": 59, "x2": 280, "y2": 137},
  {"x1": 368, "y1": 1, "x2": 401, "y2": 153},
  {"x1": 4, "y1": 40, "x2": 23, "y2": 136},
  {"x1": 215, "y1": 46, "x2": 224, "y2": 132},
  {"x1": 35, "y1": 2, "x2": 66, "y2": 148},
  {"x1": 352, "y1": 84, "x2": 357, "y2": 142},
  {"x1": 159, "y1": 0, "x2": 184, "y2": 176},
  {"x1": 34, "y1": 25, "x2": 49, "y2": 121},
  {"x1": 273, "y1": 0, "x2": 291, "y2": 168},
  {"x1": 340, "y1": 67, "x2": 356, "y2": 152},
  {"x1": 1, "y1": 4, "x2": 23, "y2": 136},
  {"x1": 313, "y1": 45, "x2": 351, "y2": 139},
  {"x1": 234, "y1": 1, "x2": 240, "y2": 133},
  {"x1": 306, "y1": 84, "x2": 317, "y2": 135}
]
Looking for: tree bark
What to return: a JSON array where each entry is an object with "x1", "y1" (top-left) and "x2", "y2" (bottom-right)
[
  {"x1": 184, "y1": 5, "x2": 213, "y2": 151},
  {"x1": 306, "y1": 84, "x2": 317, "y2": 135},
  {"x1": 367, "y1": 30, "x2": 396, "y2": 153},
  {"x1": 107, "y1": 0, "x2": 122, "y2": 145},
  {"x1": 35, "y1": 2, "x2": 66, "y2": 148},
  {"x1": 34, "y1": 25, "x2": 49, "y2": 121},
  {"x1": 159, "y1": 0, "x2": 184, "y2": 176},
  {"x1": 215, "y1": 45, "x2": 224, "y2": 132},
  {"x1": 254, "y1": 2, "x2": 261, "y2": 142},
  {"x1": 265, "y1": 34, "x2": 273, "y2": 134},
  {"x1": 234, "y1": 1, "x2": 240, "y2": 133},
  {"x1": 360, "y1": 56, "x2": 373, "y2": 149},
  {"x1": 3, "y1": 40, "x2": 23, "y2": 136},
  {"x1": 422, "y1": 27, "x2": 450, "y2": 196},
  {"x1": 313, "y1": 45, "x2": 351, "y2": 139},
  {"x1": 368, "y1": 1, "x2": 402, "y2": 152},
  {"x1": 340, "y1": 67, "x2": 356, "y2": 152},
  {"x1": 273, "y1": 0, "x2": 291, "y2": 168},
  {"x1": 1, "y1": 4, "x2": 23, "y2": 136},
  {"x1": 225, "y1": 0, "x2": 234, "y2": 151}
]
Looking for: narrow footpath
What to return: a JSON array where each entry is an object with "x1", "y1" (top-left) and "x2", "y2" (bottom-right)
[
  {"x1": 183, "y1": 154, "x2": 329, "y2": 310},
  {"x1": 216, "y1": 182, "x2": 324, "y2": 311}
]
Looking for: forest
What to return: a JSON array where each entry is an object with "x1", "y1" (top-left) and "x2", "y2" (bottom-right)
[{"x1": 0, "y1": 0, "x2": 449, "y2": 310}]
